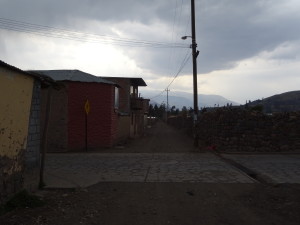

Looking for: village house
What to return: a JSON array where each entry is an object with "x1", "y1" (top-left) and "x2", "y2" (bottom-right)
[
  {"x1": 101, "y1": 77, "x2": 149, "y2": 143},
  {"x1": 0, "y1": 60, "x2": 52, "y2": 204},
  {"x1": 29, "y1": 70, "x2": 119, "y2": 152}
]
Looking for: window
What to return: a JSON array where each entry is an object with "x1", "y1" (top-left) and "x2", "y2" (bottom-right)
[
  {"x1": 114, "y1": 87, "x2": 119, "y2": 109},
  {"x1": 130, "y1": 86, "x2": 134, "y2": 95},
  {"x1": 130, "y1": 86, "x2": 138, "y2": 97}
]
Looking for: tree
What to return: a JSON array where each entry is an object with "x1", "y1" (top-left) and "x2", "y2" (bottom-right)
[
  {"x1": 181, "y1": 106, "x2": 188, "y2": 117},
  {"x1": 152, "y1": 104, "x2": 159, "y2": 117},
  {"x1": 158, "y1": 103, "x2": 166, "y2": 118},
  {"x1": 170, "y1": 106, "x2": 176, "y2": 115},
  {"x1": 148, "y1": 104, "x2": 154, "y2": 117}
]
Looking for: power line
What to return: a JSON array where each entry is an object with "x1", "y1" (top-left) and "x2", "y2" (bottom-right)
[
  {"x1": 0, "y1": 17, "x2": 193, "y2": 100},
  {"x1": 165, "y1": 50, "x2": 192, "y2": 89},
  {"x1": 0, "y1": 17, "x2": 189, "y2": 48},
  {"x1": 155, "y1": 0, "x2": 190, "y2": 101},
  {"x1": 167, "y1": 0, "x2": 186, "y2": 79},
  {"x1": 150, "y1": 50, "x2": 192, "y2": 100},
  {"x1": 166, "y1": 0, "x2": 180, "y2": 78}
]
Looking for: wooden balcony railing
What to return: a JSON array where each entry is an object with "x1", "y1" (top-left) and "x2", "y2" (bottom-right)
[
  {"x1": 131, "y1": 98, "x2": 150, "y2": 113},
  {"x1": 131, "y1": 97, "x2": 144, "y2": 110}
]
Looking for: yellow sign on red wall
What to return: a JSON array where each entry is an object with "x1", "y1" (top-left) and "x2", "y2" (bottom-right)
[{"x1": 85, "y1": 100, "x2": 90, "y2": 115}]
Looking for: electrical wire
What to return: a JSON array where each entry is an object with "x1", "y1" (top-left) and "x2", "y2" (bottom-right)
[
  {"x1": 0, "y1": 17, "x2": 192, "y2": 100},
  {"x1": 166, "y1": 50, "x2": 191, "y2": 89},
  {"x1": 154, "y1": 0, "x2": 190, "y2": 101},
  {"x1": 150, "y1": 50, "x2": 192, "y2": 100},
  {"x1": 167, "y1": 0, "x2": 185, "y2": 77},
  {"x1": 0, "y1": 17, "x2": 189, "y2": 48}
]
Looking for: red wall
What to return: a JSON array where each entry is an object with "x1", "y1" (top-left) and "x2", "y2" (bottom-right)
[
  {"x1": 67, "y1": 82, "x2": 117, "y2": 150},
  {"x1": 103, "y1": 78, "x2": 131, "y2": 113}
]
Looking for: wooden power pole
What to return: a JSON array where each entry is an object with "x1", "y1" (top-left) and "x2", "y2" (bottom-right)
[
  {"x1": 191, "y1": 0, "x2": 199, "y2": 147},
  {"x1": 166, "y1": 88, "x2": 170, "y2": 123}
]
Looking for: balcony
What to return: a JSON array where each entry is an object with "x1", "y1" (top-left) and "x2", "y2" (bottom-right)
[
  {"x1": 131, "y1": 97, "x2": 144, "y2": 110},
  {"x1": 131, "y1": 98, "x2": 150, "y2": 113}
]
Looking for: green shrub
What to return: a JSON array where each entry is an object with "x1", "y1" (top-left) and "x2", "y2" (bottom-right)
[{"x1": 250, "y1": 104, "x2": 264, "y2": 112}]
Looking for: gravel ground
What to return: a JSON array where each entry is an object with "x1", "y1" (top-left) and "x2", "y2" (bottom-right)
[
  {"x1": 1, "y1": 121, "x2": 300, "y2": 225},
  {"x1": 1, "y1": 183, "x2": 300, "y2": 225}
]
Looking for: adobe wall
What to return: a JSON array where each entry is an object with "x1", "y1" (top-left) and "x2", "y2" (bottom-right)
[
  {"x1": 116, "y1": 115, "x2": 131, "y2": 143},
  {"x1": 41, "y1": 86, "x2": 68, "y2": 152},
  {"x1": 132, "y1": 112, "x2": 145, "y2": 137}
]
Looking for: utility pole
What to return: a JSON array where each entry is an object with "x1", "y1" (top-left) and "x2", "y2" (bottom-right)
[
  {"x1": 166, "y1": 88, "x2": 170, "y2": 123},
  {"x1": 191, "y1": 0, "x2": 199, "y2": 147}
]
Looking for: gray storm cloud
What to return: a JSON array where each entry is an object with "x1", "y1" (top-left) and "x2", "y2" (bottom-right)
[{"x1": 0, "y1": 0, "x2": 299, "y2": 77}]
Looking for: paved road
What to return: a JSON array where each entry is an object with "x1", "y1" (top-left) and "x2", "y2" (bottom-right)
[
  {"x1": 45, "y1": 153, "x2": 254, "y2": 188},
  {"x1": 44, "y1": 121, "x2": 300, "y2": 188},
  {"x1": 45, "y1": 152, "x2": 300, "y2": 188},
  {"x1": 222, "y1": 154, "x2": 300, "y2": 183}
]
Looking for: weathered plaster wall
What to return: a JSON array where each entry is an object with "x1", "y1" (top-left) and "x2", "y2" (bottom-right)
[
  {"x1": 0, "y1": 67, "x2": 34, "y2": 204},
  {"x1": 130, "y1": 113, "x2": 145, "y2": 138},
  {"x1": 117, "y1": 116, "x2": 131, "y2": 143}
]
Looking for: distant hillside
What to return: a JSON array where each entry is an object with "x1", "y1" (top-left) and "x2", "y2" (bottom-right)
[
  {"x1": 248, "y1": 90, "x2": 300, "y2": 113},
  {"x1": 140, "y1": 90, "x2": 238, "y2": 109}
]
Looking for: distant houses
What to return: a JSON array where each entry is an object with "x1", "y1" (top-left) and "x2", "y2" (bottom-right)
[
  {"x1": 102, "y1": 77, "x2": 149, "y2": 143},
  {"x1": 29, "y1": 70, "x2": 150, "y2": 152}
]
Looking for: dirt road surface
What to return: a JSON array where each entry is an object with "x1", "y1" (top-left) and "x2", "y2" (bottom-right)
[{"x1": 1, "y1": 121, "x2": 300, "y2": 225}]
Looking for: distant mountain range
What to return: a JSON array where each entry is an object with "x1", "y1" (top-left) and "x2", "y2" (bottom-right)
[
  {"x1": 140, "y1": 90, "x2": 239, "y2": 109},
  {"x1": 247, "y1": 90, "x2": 300, "y2": 113}
]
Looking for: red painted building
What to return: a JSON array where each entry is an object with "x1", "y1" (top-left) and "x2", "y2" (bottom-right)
[{"x1": 30, "y1": 70, "x2": 118, "y2": 152}]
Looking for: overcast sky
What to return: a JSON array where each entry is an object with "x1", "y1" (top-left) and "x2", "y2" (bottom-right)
[{"x1": 1, "y1": 0, "x2": 299, "y2": 103}]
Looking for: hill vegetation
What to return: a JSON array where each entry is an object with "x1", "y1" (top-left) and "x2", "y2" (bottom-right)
[{"x1": 247, "y1": 90, "x2": 300, "y2": 113}]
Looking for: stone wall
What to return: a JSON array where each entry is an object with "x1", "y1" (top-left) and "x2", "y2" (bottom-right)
[
  {"x1": 168, "y1": 109, "x2": 300, "y2": 152},
  {"x1": 198, "y1": 109, "x2": 300, "y2": 152},
  {"x1": 24, "y1": 80, "x2": 41, "y2": 191}
]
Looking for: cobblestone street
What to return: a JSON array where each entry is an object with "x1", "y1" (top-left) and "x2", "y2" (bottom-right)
[
  {"x1": 223, "y1": 154, "x2": 300, "y2": 183},
  {"x1": 44, "y1": 121, "x2": 300, "y2": 188},
  {"x1": 45, "y1": 153, "x2": 254, "y2": 188}
]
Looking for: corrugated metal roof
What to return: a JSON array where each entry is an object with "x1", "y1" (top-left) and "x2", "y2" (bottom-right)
[
  {"x1": 102, "y1": 77, "x2": 147, "y2": 86},
  {"x1": 29, "y1": 70, "x2": 116, "y2": 85}
]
